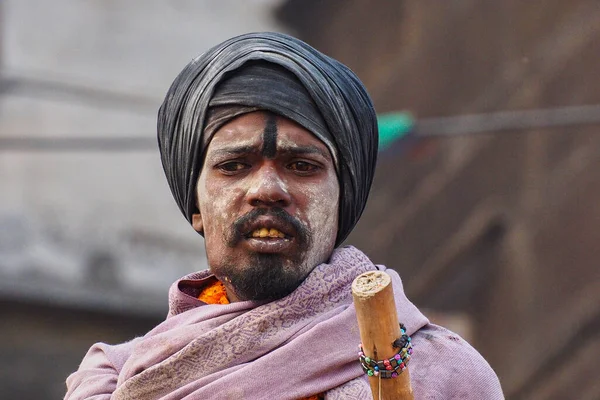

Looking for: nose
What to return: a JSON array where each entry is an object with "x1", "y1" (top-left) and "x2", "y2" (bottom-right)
[{"x1": 246, "y1": 165, "x2": 292, "y2": 208}]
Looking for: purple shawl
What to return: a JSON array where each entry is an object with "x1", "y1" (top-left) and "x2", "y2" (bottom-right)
[{"x1": 65, "y1": 246, "x2": 504, "y2": 399}]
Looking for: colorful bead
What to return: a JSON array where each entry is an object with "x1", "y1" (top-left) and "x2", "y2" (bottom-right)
[{"x1": 358, "y1": 323, "x2": 412, "y2": 380}]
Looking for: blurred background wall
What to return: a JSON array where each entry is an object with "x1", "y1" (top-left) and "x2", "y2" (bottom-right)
[
  {"x1": 1, "y1": 1, "x2": 600, "y2": 399},
  {"x1": 278, "y1": 1, "x2": 600, "y2": 399},
  {"x1": 0, "y1": 1, "x2": 287, "y2": 398}
]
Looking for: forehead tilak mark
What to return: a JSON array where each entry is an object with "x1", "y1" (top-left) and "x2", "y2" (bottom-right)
[{"x1": 262, "y1": 114, "x2": 278, "y2": 159}]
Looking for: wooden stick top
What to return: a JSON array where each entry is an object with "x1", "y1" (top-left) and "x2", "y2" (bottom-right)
[{"x1": 352, "y1": 270, "x2": 391, "y2": 298}]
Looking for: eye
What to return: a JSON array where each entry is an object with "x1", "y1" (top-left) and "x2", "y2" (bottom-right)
[
  {"x1": 287, "y1": 161, "x2": 319, "y2": 174},
  {"x1": 217, "y1": 161, "x2": 249, "y2": 174}
]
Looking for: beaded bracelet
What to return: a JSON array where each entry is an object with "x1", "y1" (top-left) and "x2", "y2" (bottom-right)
[{"x1": 358, "y1": 323, "x2": 413, "y2": 379}]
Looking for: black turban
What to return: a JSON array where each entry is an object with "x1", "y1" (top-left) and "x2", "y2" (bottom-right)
[{"x1": 157, "y1": 32, "x2": 378, "y2": 246}]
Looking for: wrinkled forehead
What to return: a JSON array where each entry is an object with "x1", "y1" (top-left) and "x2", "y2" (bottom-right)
[
  {"x1": 204, "y1": 111, "x2": 334, "y2": 164},
  {"x1": 204, "y1": 106, "x2": 337, "y2": 171}
]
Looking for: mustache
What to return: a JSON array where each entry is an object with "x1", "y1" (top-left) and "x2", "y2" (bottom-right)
[{"x1": 227, "y1": 208, "x2": 310, "y2": 247}]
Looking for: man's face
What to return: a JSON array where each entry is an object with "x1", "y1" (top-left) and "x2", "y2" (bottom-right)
[{"x1": 193, "y1": 111, "x2": 339, "y2": 301}]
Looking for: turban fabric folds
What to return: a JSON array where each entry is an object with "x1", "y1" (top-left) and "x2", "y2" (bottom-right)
[{"x1": 157, "y1": 32, "x2": 378, "y2": 245}]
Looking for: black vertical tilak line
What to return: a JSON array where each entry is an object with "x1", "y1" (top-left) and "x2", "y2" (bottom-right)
[{"x1": 262, "y1": 114, "x2": 278, "y2": 158}]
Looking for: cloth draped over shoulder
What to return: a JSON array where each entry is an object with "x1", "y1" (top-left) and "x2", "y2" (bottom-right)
[
  {"x1": 65, "y1": 247, "x2": 504, "y2": 400},
  {"x1": 157, "y1": 32, "x2": 379, "y2": 246}
]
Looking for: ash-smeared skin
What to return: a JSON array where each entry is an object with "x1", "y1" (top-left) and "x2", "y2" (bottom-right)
[{"x1": 193, "y1": 111, "x2": 339, "y2": 302}]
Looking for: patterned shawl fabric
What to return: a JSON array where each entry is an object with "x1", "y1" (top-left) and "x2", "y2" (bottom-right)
[{"x1": 65, "y1": 247, "x2": 504, "y2": 399}]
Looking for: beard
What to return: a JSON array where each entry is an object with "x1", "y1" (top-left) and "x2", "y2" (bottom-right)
[
  {"x1": 210, "y1": 207, "x2": 313, "y2": 301},
  {"x1": 216, "y1": 252, "x2": 309, "y2": 301}
]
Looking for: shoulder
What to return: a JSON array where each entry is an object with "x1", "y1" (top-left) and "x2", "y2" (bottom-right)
[
  {"x1": 64, "y1": 338, "x2": 139, "y2": 399},
  {"x1": 81, "y1": 338, "x2": 140, "y2": 372},
  {"x1": 410, "y1": 324, "x2": 504, "y2": 400}
]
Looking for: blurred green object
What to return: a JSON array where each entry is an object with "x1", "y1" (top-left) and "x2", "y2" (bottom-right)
[{"x1": 377, "y1": 112, "x2": 415, "y2": 151}]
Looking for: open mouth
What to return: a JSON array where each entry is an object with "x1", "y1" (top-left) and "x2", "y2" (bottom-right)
[
  {"x1": 246, "y1": 227, "x2": 291, "y2": 240},
  {"x1": 242, "y1": 224, "x2": 295, "y2": 254},
  {"x1": 235, "y1": 212, "x2": 302, "y2": 253}
]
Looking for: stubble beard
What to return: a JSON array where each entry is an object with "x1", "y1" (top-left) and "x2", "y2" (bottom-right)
[
  {"x1": 212, "y1": 207, "x2": 314, "y2": 301},
  {"x1": 216, "y1": 251, "x2": 310, "y2": 301}
]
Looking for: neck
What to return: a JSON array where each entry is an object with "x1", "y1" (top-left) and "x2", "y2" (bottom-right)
[{"x1": 222, "y1": 280, "x2": 241, "y2": 302}]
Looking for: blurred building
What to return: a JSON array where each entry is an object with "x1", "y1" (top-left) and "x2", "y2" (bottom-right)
[
  {"x1": 279, "y1": 1, "x2": 600, "y2": 399},
  {"x1": 0, "y1": 1, "x2": 287, "y2": 398}
]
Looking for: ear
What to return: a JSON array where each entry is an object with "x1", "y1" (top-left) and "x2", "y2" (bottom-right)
[{"x1": 192, "y1": 212, "x2": 204, "y2": 234}]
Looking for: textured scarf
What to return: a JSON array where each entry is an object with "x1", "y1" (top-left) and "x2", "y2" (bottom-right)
[
  {"x1": 65, "y1": 247, "x2": 504, "y2": 399},
  {"x1": 110, "y1": 247, "x2": 427, "y2": 399}
]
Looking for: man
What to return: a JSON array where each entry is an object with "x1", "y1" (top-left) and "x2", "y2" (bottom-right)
[{"x1": 65, "y1": 32, "x2": 503, "y2": 399}]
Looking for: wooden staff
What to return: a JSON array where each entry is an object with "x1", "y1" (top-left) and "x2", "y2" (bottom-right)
[{"x1": 352, "y1": 271, "x2": 414, "y2": 400}]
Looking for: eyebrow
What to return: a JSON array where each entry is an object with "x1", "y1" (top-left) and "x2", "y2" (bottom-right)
[
  {"x1": 210, "y1": 145, "x2": 261, "y2": 158},
  {"x1": 277, "y1": 145, "x2": 331, "y2": 160},
  {"x1": 209, "y1": 144, "x2": 331, "y2": 161}
]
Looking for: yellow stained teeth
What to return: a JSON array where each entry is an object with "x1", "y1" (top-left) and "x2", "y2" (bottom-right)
[{"x1": 251, "y1": 228, "x2": 286, "y2": 238}]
